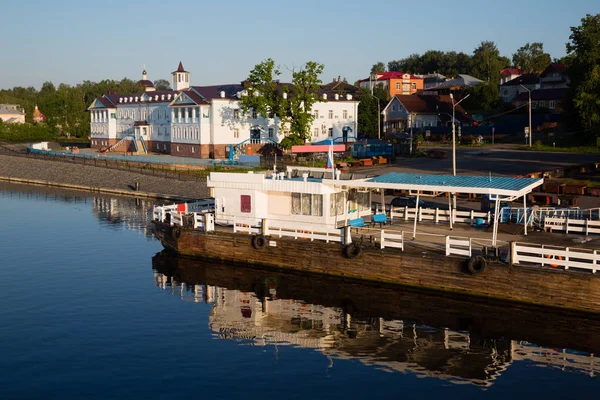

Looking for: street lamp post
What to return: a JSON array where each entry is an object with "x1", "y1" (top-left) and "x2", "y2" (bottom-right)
[
  {"x1": 370, "y1": 73, "x2": 381, "y2": 140},
  {"x1": 520, "y1": 84, "x2": 532, "y2": 147},
  {"x1": 449, "y1": 93, "x2": 470, "y2": 176}
]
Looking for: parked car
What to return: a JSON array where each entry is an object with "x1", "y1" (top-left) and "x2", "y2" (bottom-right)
[{"x1": 390, "y1": 196, "x2": 434, "y2": 209}]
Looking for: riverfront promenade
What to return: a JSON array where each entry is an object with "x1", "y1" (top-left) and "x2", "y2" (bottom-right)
[{"x1": 0, "y1": 153, "x2": 209, "y2": 200}]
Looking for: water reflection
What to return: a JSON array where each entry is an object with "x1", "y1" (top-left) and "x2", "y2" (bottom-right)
[
  {"x1": 0, "y1": 182, "x2": 156, "y2": 237},
  {"x1": 152, "y1": 252, "x2": 600, "y2": 386}
]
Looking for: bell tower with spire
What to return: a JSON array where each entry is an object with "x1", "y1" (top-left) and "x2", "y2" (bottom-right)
[{"x1": 172, "y1": 61, "x2": 190, "y2": 91}]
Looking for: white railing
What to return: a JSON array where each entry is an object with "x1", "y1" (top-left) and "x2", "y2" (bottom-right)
[
  {"x1": 391, "y1": 207, "x2": 490, "y2": 225},
  {"x1": 233, "y1": 217, "x2": 262, "y2": 235},
  {"x1": 193, "y1": 213, "x2": 215, "y2": 232},
  {"x1": 171, "y1": 213, "x2": 184, "y2": 226},
  {"x1": 380, "y1": 230, "x2": 404, "y2": 250},
  {"x1": 446, "y1": 236, "x2": 472, "y2": 257},
  {"x1": 511, "y1": 243, "x2": 598, "y2": 273},
  {"x1": 544, "y1": 217, "x2": 600, "y2": 235},
  {"x1": 188, "y1": 200, "x2": 215, "y2": 213},
  {"x1": 153, "y1": 204, "x2": 179, "y2": 222},
  {"x1": 269, "y1": 222, "x2": 344, "y2": 243}
]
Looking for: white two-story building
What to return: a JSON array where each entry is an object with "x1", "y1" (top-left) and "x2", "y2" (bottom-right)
[{"x1": 88, "y1": 62, "x2": 359, "y2": 158}]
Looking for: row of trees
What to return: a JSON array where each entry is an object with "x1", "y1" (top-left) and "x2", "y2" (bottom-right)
[
  {"x1": 0, "y1": 79, "x2": 150, "y2": 138},
  {"x1": 371, "y1": 41, "x2": 553, "y2": 81}
]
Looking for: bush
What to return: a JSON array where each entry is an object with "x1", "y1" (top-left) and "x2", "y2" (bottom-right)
[{"x1": 0, "y1": 122, "x2": 58, "y2": 141}]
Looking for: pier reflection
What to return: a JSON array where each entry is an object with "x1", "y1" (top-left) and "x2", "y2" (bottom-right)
[{"x1": 152, "y1": 251, "x2": 600, "y2": 386}]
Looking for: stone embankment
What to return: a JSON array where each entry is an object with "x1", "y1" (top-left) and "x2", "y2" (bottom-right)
[{"x1": 0, "y1": 153, "x2": 209, "y2": 200}]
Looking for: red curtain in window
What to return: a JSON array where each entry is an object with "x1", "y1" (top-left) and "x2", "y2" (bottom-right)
[{"x1": 241, "y1": 195, "x2": 251, "y2": 213}]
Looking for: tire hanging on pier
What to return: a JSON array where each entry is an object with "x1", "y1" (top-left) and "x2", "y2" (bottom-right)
[
  {"x1": 344, "y1": 243, "x2": 362, "y2": 259},
  {"x1": 171, "y1": 227, "x2": 182, "y2": 241},
  {"x1": 467, "y1": 255, "x2": 487, "y2": 275},
  {"x1": 252, "y1": 235, "x2": 267, "y2": 250}
]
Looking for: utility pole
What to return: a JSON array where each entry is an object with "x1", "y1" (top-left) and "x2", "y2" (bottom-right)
[
  {"x1": 520, "y1": 84, "x2": 532, "y2": 147},
  {"x1": 450, "y1": 93, "x2": 470, "y2": 176}
]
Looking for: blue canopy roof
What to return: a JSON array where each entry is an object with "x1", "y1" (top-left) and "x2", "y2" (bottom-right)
[{"x1": 354, "y1": 172, "x2": 543, "y2": 197}]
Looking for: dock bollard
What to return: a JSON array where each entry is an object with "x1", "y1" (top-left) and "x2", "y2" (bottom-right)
[{"x1": 135, "y1": 181, "x2": 139, "y2": 191}]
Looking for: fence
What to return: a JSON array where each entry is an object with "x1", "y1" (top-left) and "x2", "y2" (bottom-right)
[
  {"x1": 380, "y1": 230, "x2": 404, "y2": 250},
  {"x1": 446, "y1": 236, "x2": 472, "y2": 257},
  {"x1": 193, "y1": 213, "x2": 215, "y2": 232},
  {"x1": 511, "y1": 242, "x2": 599, "y2": 273},
  {"x1": 544, "y1": 217, "x2": 600, "y2": 235},
  {"x1": 391, "y1": 206, "x2": 490, "y2": 225}
]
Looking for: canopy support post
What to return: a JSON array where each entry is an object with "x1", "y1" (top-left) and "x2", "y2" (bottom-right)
[
  {"x1": 448, "y1": 193, "x2": 453, "y2": 231},
  {"x1": 492, "y1": 196, "x2": 500, "y2": 247},
  {"x1": 413, "y1": 192, "x2": 420, "y2": 239},
  {"x1": 523, "y1": 194, "x2": 528, "y2": 236}
]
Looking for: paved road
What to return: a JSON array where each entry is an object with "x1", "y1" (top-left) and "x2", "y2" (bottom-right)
[{"x1": 358, "y1": 145, "x2": 600, "y2": 177}]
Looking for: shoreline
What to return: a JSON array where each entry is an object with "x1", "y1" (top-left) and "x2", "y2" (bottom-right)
[{"x1": 0, "y1": 153, "x2": 209, "y2": 201}]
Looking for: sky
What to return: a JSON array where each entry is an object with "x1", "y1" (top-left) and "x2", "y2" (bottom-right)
[{"x1": 1, "y1": 0, "x2": 598, "y2": 90}]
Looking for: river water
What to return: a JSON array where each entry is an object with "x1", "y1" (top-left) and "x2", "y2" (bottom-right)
[{"x1": 0, "y1": 182, "x2": 598, "y2": 399}]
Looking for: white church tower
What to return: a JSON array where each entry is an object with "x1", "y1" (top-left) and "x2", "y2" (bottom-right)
[{"x1": 172, "y1": 61, "x2": 190, "y2": 91}]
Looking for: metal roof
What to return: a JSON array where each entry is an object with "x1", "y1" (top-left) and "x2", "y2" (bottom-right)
[{"x1": 335, "y1": 172, "x2": 543, "y2": 197}]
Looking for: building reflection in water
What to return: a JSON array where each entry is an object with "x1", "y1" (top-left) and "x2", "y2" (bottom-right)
[
  {"x1": 152, "y1": 252, "x2": 599, "y2": 386},
  {"x1": 0, "y1": 181, "x2": 157, "y2": 237}
]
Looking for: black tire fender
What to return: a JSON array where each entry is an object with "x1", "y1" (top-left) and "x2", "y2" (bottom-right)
[
  {"x1": 171, "y1": 226, "x2": 182, "y2": 241},
  {"x1": 252, "y1": 235, "x2": 267, "y2": 249},
  {"x1": 344, "y1": 243, "x2": 362, "y2": 259},
  {"x1": 467, "y1": 255, "x2": 487, "y2": 275}
]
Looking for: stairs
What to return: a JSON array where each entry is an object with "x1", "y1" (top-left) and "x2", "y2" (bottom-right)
[{"x1": 108, "y1": 136, "x2": 133, "y2": 152}]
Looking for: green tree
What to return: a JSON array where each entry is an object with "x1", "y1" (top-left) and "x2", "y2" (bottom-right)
[
  {"x1": 566, "y1": 13, "x2": 600, "y2": 135},
  {"x1": 371, "y1": 61, "x2": 386, "y2": 73},
  {"x1": 240, "y1": 58, "x2": 325, "y2": 149},
  {"x1": 462, "y1": 82, "x2": 501, "y2": 112},
  {"x1": 154, "y1": 79, "x2": 171, "y2": 90},
  {"x1": 471, "y1": 41, "x2": 509, "y2": 82},
  {"x1": 512, "y1": 42, "x2": 552, "y2": 74},
  {"x1": 357, "y1": 85, "x2": 388, "y2": 138}
]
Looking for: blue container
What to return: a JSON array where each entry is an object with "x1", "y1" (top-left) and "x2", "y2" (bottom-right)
[{"x1": 475, "y1": 218, "x2": 485, "y2": 226}]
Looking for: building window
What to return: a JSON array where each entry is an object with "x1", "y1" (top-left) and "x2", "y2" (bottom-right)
[
  {"x1": 192, "y1": 147, "x2": 195, "y2": 153},
  {"x1": 342, "y1": 110, "x2": 348, "y2": 119},
  {"x1": 234, "y1": 128, "x2": 239, "y2": 138},
  {"x1": 291, "y1": 193, "x2": 323, "y2": 216},
  {"x1": 314, "y1": 110, "x2": 319, "y2": 119},
  {"x1": 252, "y1": 109, "x2": 258, "y2": 119},
  {"x1": 328, "y1": 128, "x2": 333, "y2": 137},
  {"x1": 314, "y1": 128, "x2": 318, "y2": 137},
  {"x1": 539, "y1": 101, "x2": 545, "y2": 108},
  {"x1": 163, "y1": 144, "x2": 167, "y2": 150},
  {"x1": 156, "y1": 143, "x2": 160, "y2": 149},
  {"x1": 549, "y1": 100, "x2": 556, "y2": 109},
  {"x1": 515, "y1": 102, "x2": 520, "y2": 108},
  {"x1": 176, "y1": 146, "x2": 180, "y2": 152},
  {"x1": 328, "y1": 110, "x2": 333, "y2": 119},
  {"x1": 403, "y1": 83, "x2": 410, "y2": 92},
  {"x1": 195, "y1": 128, "x2": 199, "y2": 139},
  {"x1": 268, "y1": 128, "x2": 274, "y2": 138},
  {"x1": 234, "y1": 109, "x2": 240, "y2": 119},
  {"x1": 241, "y1": 195, "x2": 251, "y2": 213},
  {"x1": 412, "y1": 82, "x2": 417, "y2": 90},
  {"x1": 396, "y1": 82, "x2": 401, "y2": 90}
]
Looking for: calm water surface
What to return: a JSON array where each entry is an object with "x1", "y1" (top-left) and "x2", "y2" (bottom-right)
[{"x1": 0, "y1": 182, "x2": 598, "y2": 399}]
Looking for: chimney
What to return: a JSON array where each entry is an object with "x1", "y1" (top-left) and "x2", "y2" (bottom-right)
[{"x1": 338, "y1": 75, "x2": 341, "y2": 82}]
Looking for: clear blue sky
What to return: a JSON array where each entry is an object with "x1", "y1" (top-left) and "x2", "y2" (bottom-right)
[{"x1": 1, "y1": 0, "x2": 597, "y2": 90}]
